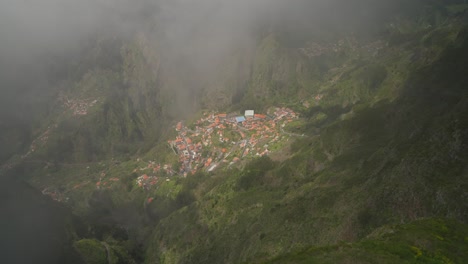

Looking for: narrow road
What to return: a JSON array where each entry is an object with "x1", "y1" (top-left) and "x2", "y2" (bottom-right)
[
  {"x1": 280, "y1": 127, "x2": 309, "y2": 138},
  {"x1": 101, "y1": 242, "x2": 112, "y2": 264},
  {"x1": 2, "y1": 159, "x2": 99, "y2": 173}
]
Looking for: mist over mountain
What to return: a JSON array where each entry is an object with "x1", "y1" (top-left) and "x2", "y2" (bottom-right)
[
  {"x1": 0, "y1": 0, "x2": 423, "y2": 108},
  {"x1": 0, "y1": 0, "x2": 411, "y2": 105},
  {"x1": 1, "y1": 0, "x2": 467, "y2": 263}
]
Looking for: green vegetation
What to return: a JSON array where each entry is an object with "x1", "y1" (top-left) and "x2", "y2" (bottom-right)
[
  {"x1": 265, "y1": 218, "x2": 468, "y2": 264},
  {"x1": 74, "y1": 239, "x2": 107, "y2": 264},
  {"x1": 2, "y1": 2, "x2": 468, "y2": 264}
]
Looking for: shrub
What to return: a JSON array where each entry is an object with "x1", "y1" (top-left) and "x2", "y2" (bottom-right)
[{"x1": 74, "y1": 239, "x2": 107, "y2": 264}]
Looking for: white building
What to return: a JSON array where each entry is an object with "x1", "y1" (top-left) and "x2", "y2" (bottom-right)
[{"x1": 245, "y1": 110, "x2": 254, "y2": 118}]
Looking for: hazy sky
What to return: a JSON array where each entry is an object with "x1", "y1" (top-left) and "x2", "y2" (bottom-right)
[
  {"x1": 0, "y1": 0, "x2": 395, "y2": 61},
  {"x1": 0, "y1": 0, "x2": 312, "y2": 107}
]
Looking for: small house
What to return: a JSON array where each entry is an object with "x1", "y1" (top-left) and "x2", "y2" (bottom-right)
[
  {"x1": 235, "y1": 116, "x2": 246, "y2": 123},
  {"x1": 217, "y1": 113, "x2": 227, "y2": 119},
  {"x1": 254, "y1": 114, "x2": 266, "y2": 119}
]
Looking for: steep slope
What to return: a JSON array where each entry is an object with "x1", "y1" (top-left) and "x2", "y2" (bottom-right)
[{"x1": 145, "y1": 13, "x2": 468, "y2": 264}]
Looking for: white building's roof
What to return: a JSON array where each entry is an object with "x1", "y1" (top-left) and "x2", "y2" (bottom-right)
[{"x1": 245, "y1": 110, "x2": 254, "y2": 116}]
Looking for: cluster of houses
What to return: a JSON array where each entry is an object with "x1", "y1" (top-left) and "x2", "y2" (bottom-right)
[
  {"x1": 42, "y1": 187, "x2": 67, "y2": 202},
  {"x1": 131, "y1": 107, "x2": 299, "y2": 190},
  {"x1": 133, "y1": 161, "x2": 176, "y2": 176},
  {"x1": 95, "y1": 171, "x2": 120, "y2": 190},
  {"x1": 132, "y1": 161, "x2": 175, "y2": 190},
  {"x1": 136, "y1": 174, "x2": 159, "y2": 190},
  {"x1": 96, "y1": 177, "x2": 120, "y2": 189},
  {"x1": 30, "y1": 107, "x2": 300, "y2": 196},
  {"x1": 166, "y1": 107, "x2": 299, "y2": 177},
  {"x1": 60, "y1": 94, "x2": 99, "y2": 116}
]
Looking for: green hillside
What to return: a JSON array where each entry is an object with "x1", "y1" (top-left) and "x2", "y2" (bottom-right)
[
  {"x1": 266, "y1": 218, "x2": 468, "y2": 264},
  {"x1": 1, "y1": 1, "x2": 468, "y2": 264}
]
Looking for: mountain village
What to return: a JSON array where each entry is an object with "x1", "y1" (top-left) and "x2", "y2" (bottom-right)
[{"x1": 134, "y1": 107, "x2": 299, "y2": 190}]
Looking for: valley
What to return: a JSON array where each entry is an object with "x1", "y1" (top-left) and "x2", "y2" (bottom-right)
[{"x1": 1, "y1": 1, "x2": 468, "y2": 263}]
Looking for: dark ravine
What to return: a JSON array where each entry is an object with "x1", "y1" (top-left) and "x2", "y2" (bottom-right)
[{"x1": 0, "y1": 176, "x2": 85, "y2": 264}]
